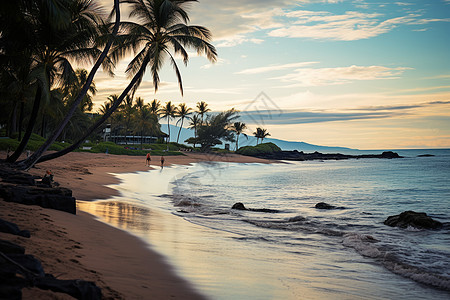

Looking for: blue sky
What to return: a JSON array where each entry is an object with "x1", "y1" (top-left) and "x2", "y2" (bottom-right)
[{"x1": 94, "y1": 0, "x2": 450, "y2": 149}]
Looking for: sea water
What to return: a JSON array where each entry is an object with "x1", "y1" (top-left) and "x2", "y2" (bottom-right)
[{"x1": 79, "y1": 149, "x2": 450, "y2": 299}]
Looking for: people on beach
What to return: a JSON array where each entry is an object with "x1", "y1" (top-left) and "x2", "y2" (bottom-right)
[
  {"x1": 146, "y1": 153, "x2": 151, "y2": 166},
  {"x1": 160, "y1": 156, "x2": 165, "y2": 168},
  {"x1": 42, "y1": 170, "x2": 53, "y2": 187}
]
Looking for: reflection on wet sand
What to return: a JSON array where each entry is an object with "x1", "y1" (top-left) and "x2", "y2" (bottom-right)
[{"x1": 78, "y1": 201, "x2": 152, "y2": 232}]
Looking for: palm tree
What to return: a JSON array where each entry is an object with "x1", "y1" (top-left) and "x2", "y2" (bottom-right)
[
  {"x1": 188, "y1": 114, "x2": 201, "y2": 147},
  {"x1": 254, "y1": 127, "x2": 270, "y2": 145},
  {"x1": 15, "y1": 0, "x2": 120, "y2": 169},
  {"x1": 149, "y1": 99, "x2": 161, "y2": 116},
  {"x1": 175, "y1": 103, "x2": 192, "y2": 143},
  {"x1": 196, "y1": 101, "x2": 210, "y2": 124},
  {"x1": 34, "y1": 0, "x2": 217, "y2": 166},
  {"x1": 134, "y1": 106, "x2": 158, "y2": 149},
  {"x1": 161, "y1": 101, "x2": 176, "y2": 143},
  {"x1": 196, "y1": 109, "x2": 239, "y2": 151},
  {"x1": 232, "y1": 122, "x2": 247, "y2": 151},
  {"x1": 120, "y1": 95, "x2": 135, "y2": 144}
]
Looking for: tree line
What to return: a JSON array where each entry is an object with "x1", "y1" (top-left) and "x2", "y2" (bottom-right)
[
  {"x1": 0, "y1": 0, "x2": 216, "y2": 170},
  {"x1": 1, "y1": 0, "x2": 271, "y2": 168}
]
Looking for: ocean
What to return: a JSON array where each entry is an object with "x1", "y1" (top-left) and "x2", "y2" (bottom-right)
[{"x1": 79, "y1": 149, "x2": 450, "y2": 299}]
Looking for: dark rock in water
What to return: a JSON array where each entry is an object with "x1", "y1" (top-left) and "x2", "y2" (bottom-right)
[
  {"x1": 231, "y1": 202, "x2": 279, "y2": 213},
  {"x1": 0, "y1": 218, "x2": 30, "y2": 238},
  {"x1": 0, "y1": 184, "x2": 76, "y2": 214},
  {"x1": 315, "y1": 202, "x2": 336, "y2": 209},
  {"x1": 384, "y1": 211, "x2": 443, "y2": 229},
  {"x1": 417, "y1": 154, "x2": 435, "y2": 157},
  {"x1": 0, "y1": 240, "x2": 25, "y2": 255},
  {"x1": 232, "y1": 202, "x2": 247, "y2": 210}
]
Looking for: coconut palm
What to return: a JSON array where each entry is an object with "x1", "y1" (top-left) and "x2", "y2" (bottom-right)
[
  {"x1": 196, "y1": 101, "x2": 210, "y2": 124},
  {"x1": 134, "y1": 106, "x2": 158, "y2": 149},
  {"x1": 15, "y1": 0, "x2": 120, "y2": 169},
  {"x1": 35, "y1": 0, "x2": 217, "y2": 165},
  {"x1": 188, "y1": 114, "x2": 201, "y2": 147},
  {"x1": 161, "y1": 101, "x2": 176, "y2": 143},
  {"x1": 254, "y1": 127, "x2": 270, "y2": 145},
  {"x1": 232, "y1": 122, "x2": 247, "y2": 151},
  {"x1": 175, "y1": 103, "x2": 192, "y2": 143},
  {"x1": 120, "y1": 95, "x2": 135, "y2": 143},
  {"x1": 149, "y1": 99, "x2": 161, "y2": 116}
]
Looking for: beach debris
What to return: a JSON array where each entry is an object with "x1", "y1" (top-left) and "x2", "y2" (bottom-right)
[
  {"x1": 384, "y1": 211, "x2": 443, "y2": 229},
  {"x1": 0, "y1": 218, "x2": 30, "y2": 238}
]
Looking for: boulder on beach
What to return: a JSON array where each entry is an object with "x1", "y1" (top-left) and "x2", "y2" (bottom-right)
[
  {"x1": 384, "y1": 211, "x2": 443, "y2": 229},
  {"x1": 231, "y1": 202, "x2": 279, "y2": 213}
]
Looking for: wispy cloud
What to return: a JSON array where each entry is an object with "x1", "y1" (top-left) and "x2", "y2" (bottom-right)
[
  {"x1": 269, "y1": 11, "x2": 422, "y2": 41},
  {"x1": 236, "y1": 62, "x2": 318, "y2": 74},
  {"x1": 272, "y1": 65, "x2": 411, "y2": 86}
]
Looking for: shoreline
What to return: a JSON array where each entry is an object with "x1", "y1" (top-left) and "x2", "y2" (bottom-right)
[{"x1": 0, "y1": 151, "x2": 272, "y2": 299}]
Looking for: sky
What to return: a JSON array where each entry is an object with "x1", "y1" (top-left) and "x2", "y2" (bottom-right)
[{"x1": 93, "y1": 0, "x2": 450, "y2": 149}]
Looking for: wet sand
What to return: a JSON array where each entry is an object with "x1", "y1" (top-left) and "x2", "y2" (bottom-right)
[{"x1": 0, "y1": 151, "x2": 271, "y2": 299}]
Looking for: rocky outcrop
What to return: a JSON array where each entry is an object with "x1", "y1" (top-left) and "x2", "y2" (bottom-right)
[
  {"x1": 0, "y1": 184, "x2": 76, "y2": 214},
  {"x1": 231, "y1": 202, "x2": 279, "y2": 213},
  {"x1": 246, "y1": 150, "x2": 403, "y2": 161},
  {"x1": 0, "y1": 239, "x2": 102, "y2": 299},
  {"x1": 0, "y1": 218, "x2": 30, "y2": 238},
  {"x1": 384, "y1": 211, "x2": 443, "y2": 229}
]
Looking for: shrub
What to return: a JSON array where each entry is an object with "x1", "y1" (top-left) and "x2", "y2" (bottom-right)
[{"x1": 236, "y1": 142, "x2": 281, "y2": 156}]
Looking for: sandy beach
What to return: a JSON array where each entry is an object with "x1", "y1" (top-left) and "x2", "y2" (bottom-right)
[{"x1": 0, "y1": 151, "x2": 271, "y2": 299}]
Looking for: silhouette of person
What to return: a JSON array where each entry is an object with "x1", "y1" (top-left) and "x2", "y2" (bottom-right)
[
  {"x1": 160, "y1": 155, "x2": 165, "y2": 168},
  {"x1": 146, "y1": 153, "x2": 151, "y2": 166}
]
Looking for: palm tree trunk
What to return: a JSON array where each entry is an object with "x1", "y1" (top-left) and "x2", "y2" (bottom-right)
[
  {"x1": 7, "y1": 86, "x2": 42, "y2": 163},
  {"x1": 167, "y1": 119, "x2": 170, "y2": 143},
  {"x1": 32, "y1": 59, "x2": 146, "y2": 165},
  {"x1": 18, "y1": 101, "x2": 24, "y2": 141},
  {"x1": 236, "y1": 133, "x2": 240, "y2": 151},
  {"x1": 18, "y1": 0, "x2": 121, "y2": 170},
  {"x1": 176, "y1": 118, "x2": 183, "y2": 143}
]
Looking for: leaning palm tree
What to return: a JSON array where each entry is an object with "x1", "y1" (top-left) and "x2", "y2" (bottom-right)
[
  {"x1": 232, "y1": 122, "x2": 247, "y2": 151},
  {"x1": 34, "y1": 0, "x2": 217, "y2": 165},
  {"x1": 196, "y1": 101, "x2": 210, "y2": 124},
  {"x1": 161, "y1": 101, "x2": 176, "y2": 143},
  {"x1": 16, "y1": 0, "x2": 121, "y2": 169},
  {"x1": 175, "y1": 103, "x2": 192, "y2": 143}
]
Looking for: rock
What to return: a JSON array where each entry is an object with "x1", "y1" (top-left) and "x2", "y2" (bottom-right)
[
  {"x1": 315, "y1": 202, "x2": 335, "y2": 209},
  {"x1": 384, "y1": 211, "x2": 443, "y2": 229},
  {"x1": 417, "y1": 154, "x2": 435, "y2": 157},
  {"x1": 0, "y1": 218, "x2": 30, "y2": 238},
  {"x1": 35, "y1": 275, "x2": 102, "y2": 300},
  {"x1": 6, "y1": 254, "x2": 46, "y2": 277},
  {"x1": 231, "y1": 202, "x2": 247, "y2": 210},
  {"x1": 380, "y1": 151, "x2": 401, "y2": 159},
  {"x1": 0, "y1": 240, "x2": 25, "y2": 255},
  {"x1": 0, "y1": 184, "x2": 76, "y2": 214}
]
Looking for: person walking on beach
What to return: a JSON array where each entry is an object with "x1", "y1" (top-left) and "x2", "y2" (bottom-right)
[
  {"x1": 146, "y1": 153, "x2": 151, "y2": 166},
  {"x1": 160, "y1": 155, "x2": 165, "y2": 168}
]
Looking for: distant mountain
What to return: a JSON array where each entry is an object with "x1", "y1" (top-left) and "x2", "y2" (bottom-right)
[{"x1": 162, "y1": 124, "x2": 356, "y2": 153}]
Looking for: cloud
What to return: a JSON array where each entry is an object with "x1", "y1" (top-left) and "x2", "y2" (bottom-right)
[
  {"x1": 272, "y1": 65, "x2": 410, "y2": 86},
  {"x1": 236, "y1": 62, "x2": 319, "y2": 74},
  {"x1": 269, "y1": 11, "x2": 422, "y2": 41}
]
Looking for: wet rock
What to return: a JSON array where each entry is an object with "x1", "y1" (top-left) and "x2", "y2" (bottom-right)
[
  {"x1": 232, "y1": 202, "x2": 247, "y2": 210},
  {"x1": 35, "y1": 275, "x2": 102, "y2": 300},
  {"x1": 384, "y1": 211, "x2": 443, "y2": 229},
  {"x1": 0, "y1": 218, "x2": 30, "y2": 238},
  {"x1": 315, "y1": 202, "x2": 336, "y2": 209},
  {"x1": 231, "y1": 202, "x2": 279, "y2": 213}
]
